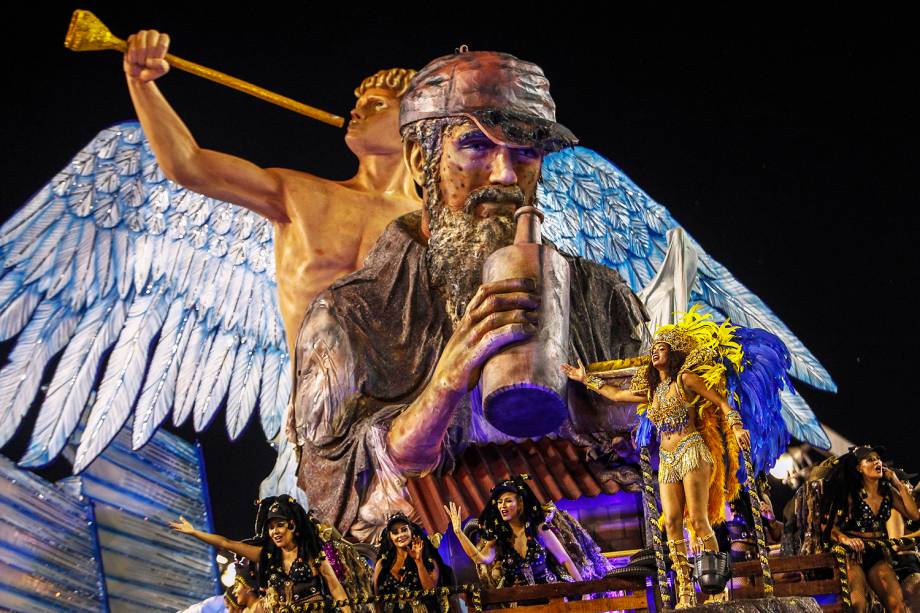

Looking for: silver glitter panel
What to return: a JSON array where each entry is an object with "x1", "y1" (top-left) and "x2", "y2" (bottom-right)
[
  {"x1": 0, "y1": 456, "x2": 106, "y2": 612},
  {"x1": 76, "y1": 426, "x2": 219, "y2": 612}
]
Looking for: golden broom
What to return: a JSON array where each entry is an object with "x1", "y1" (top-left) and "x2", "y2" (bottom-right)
[{"x1": 64, "y1": 9, "x2": 345, "y2": 128}]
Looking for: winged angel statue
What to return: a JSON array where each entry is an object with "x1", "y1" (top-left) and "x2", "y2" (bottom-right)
[{"x1": 0, "y1": 122, "x2": 835, "y2": 484}]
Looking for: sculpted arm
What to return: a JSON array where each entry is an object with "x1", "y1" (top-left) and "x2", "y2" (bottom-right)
[
  {"x1": 387, "y1": 278, "x2": 539, "y2": 471},
  {"x1": 124, "y1": 30, "x2": 289, "y2": 222}
]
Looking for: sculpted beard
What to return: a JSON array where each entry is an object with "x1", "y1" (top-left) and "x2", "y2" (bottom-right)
[{"x1": 427, "y1": 185, "x2": 524, "y2": 326}]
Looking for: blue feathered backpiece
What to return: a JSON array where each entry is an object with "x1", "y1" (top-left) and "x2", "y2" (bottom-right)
[{"x1": 727, "y1": 327, "x2": 796, "y2": 477}]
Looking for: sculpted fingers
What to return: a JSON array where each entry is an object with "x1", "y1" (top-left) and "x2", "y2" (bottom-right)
[
  {"x1": 125, "y1": 30, "x2": 169, "y2": 81},
  {"x1": 468, "y1": 321, "x2": 535, "y2": 368},
  {"x1": 561, "y1": 362, "x2": 585, "y2": 382},
  {"x1": 137, "y1": 30, "x2": 154, "y2": 68},
  {"x1": 153, "y1": 32, "x2": 170, "y2": 59},
  {"x1": 468, "y1": 309, "x2": 535, "y2": 346},
  {"x1": 467, "y1": 292, "x2": 539, "y2": 324},
  {"x1": 125, "y1": 34, "x2": 140, "y2": 77},
  {"x1": 465, "y1": 278, "x2": 537, "y2": 317},
  {"x1": 146, "y1": 32, "x2": 170, "y2": 76}
]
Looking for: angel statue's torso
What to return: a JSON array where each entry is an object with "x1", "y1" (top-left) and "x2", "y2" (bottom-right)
[{"x1": 270, "y1": 169, "x2": 418, "y2": 353}]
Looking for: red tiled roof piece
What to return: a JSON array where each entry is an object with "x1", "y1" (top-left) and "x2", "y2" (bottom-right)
[{"x1": 407, "y1": 438, "x2": 620, "y2": 534}]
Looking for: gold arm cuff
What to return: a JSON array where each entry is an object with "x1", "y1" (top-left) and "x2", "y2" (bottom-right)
[{"x1": 584, "y1": 374, "x2": 605, "y2": 391}]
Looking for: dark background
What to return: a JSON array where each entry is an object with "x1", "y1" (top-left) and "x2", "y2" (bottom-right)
[{"x1": 1, "y1": 7, "x2": 915, "y2": 540}]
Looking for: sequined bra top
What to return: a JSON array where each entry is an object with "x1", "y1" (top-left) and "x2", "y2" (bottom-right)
[
  {"x1": 647, "y1": 378, "x2": 693, "y2": 434},
  {"x1": 266, "y1": 556, "x2": 326, "y2": 602},
  {"x1": 841, "y1": 491, "x2": 892, "y2": 534}
]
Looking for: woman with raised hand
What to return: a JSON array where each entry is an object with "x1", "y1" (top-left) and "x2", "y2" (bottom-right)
[
  {"x1": 444, "y1": 475, "x2": 582, "y2": 589},
  {"x1": 170, "y1": 495, "x2": 351, "y2": 612},
  {"x1": 373, "y1": 512, "x2": 451, "y2": 612}
]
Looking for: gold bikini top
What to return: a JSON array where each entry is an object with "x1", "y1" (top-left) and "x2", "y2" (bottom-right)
[{"x1": 646, "y1": 378, "x2": 694, "y2": 434}]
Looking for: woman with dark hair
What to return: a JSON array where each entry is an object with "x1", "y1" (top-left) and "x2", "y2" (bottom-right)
[
  {"x1": 444, "y1": 475, "x2": 582, "y2": 588},
  {"x1": 373, "y1": 512, "x2": 450, "y2": 612},
  {"x1": 819, "y1": 446, "x2": 919, "y2": 613},
  {"x1": 170, "y1": 495, "x2": 351, "y2": 612},
  {"x1": 563, "y1": 310, "x2": 749, "y2": 608}
]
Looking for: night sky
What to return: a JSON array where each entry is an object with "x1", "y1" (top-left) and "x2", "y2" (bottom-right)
[{"x1": 1, "y1": 7, "x2": 915, "y2": 540}]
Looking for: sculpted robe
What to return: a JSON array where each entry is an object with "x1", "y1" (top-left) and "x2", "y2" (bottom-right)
[{"x1": 288, "y1": 211, "x2": 647, "y2": 540}]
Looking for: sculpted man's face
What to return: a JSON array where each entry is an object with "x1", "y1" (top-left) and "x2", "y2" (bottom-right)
[
  {"x1": 345, "y1": 87, "x2": 402, "y2": 156},
  {"x1": 438, "y1": 122, "x2": 543, "y2": 217},
  {"x1": 420, "y1": 119, "x2": 544, "y2": 325}
]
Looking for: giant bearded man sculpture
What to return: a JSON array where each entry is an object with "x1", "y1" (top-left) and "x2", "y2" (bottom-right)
[{"x1": 285, "y1": 50, "x2": 649, "y2": 541}]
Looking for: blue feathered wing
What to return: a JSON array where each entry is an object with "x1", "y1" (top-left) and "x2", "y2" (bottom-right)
[
  {"x1": 539, "y1": 146, "x2": 833, "y2": 451},
  {"x1": 0, "y1": 122, "x2": 290, "y2": 472}
]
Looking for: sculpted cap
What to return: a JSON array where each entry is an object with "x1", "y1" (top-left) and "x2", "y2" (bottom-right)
[{"x1": 400, "y1": 49, "x2": 577, "y2": 151}]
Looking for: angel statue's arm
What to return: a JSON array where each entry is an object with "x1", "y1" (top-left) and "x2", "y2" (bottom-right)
[{"x1": 124, "y1": 29, "x2": 289, "y2": 223}]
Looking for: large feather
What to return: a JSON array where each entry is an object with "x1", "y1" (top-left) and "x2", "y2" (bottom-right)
[
  {"x1": 0, "y1": 285, "x2": 41, "y2": 341},
  {"x1": 226, "y1": 341, "x2": 265, "y2": 440},
  {"x1": 193, "y1": 330, "x2": 239, "y2": 431},
  {"x1": 0, "y1": 186, "x2": 55, "y2": 247},
  {"x1": 132, "y1": 300, "x2": 195, "y2": 450},
  {"x1": 259, "y1": 350, "x2": 286, "y2": 438},
  {"x1": 779, "y1": 389, "x2": 832, "y2": 450},
  {"x1": 67, "y1": 222, "x2": 97, "y2": 311},
  {"x1": 19, "y1": 298, "x2": 126, "y2": 467},
  {"x1": 0, "y1": 302, "x2": 79, "y2": 447},
  {"x1": 72, "y1": 286, "x2": 169, "y2": 472},
  {"x1": 172, "y1": 317, "x2": 207, "y2": 428}
]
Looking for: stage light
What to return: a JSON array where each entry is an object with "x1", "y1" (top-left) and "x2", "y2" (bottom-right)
[{"x1": 770, "y1": 453, "x2": 796, "y2": 481}]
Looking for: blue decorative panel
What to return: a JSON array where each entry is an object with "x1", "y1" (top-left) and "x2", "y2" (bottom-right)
[
  {"x1": 0, "y1": 456, "x2": 107, "y2": 612},
  {"x1": 75, "y1": 426, "x2": 219, "y2": 612}
]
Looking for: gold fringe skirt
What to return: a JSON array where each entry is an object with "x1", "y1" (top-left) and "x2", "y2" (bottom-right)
[{"x1": 658, "y1": 432, "x2": 713, "y2": 484}]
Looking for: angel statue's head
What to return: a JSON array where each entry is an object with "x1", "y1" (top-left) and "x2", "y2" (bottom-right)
[
  {"x1": 399, "y1": 49, "x2": 577, "y2": 323},
  {"x1": 345, "y1": 67, "x2": 417, "y2": 157}
]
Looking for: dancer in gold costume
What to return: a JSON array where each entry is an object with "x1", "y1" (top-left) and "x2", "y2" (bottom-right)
[{"x1": 563, "y1": 309, "x2": 750, "y2": 608}]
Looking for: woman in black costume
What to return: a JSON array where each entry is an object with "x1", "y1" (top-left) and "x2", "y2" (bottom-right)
[
  {"x1": 444, "y1": 475, "x2": 582, "y2": 588},
  {"x1": 170, "y1": 495, "x2": 351, "y2": 612},
  {"x1": 820, "y1": 446, "x2": 919, "y2": 613},
  {"x1": 373, "y1": 513, "x2": 450, "y2": 612}
]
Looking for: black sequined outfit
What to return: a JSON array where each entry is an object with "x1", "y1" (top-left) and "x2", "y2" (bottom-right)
[
  {"x1": 840, "y1": 491, "x2": 894, "y2": 572},
  {"x1": 377, "y1": 557, "x2": 437, "y2": 613},
  {"x1": 495, "y1": 536, "x2": 560, "y2": 586},
  {"x1": 265, "y1": 556, "x2": 327, "y2": 604}
]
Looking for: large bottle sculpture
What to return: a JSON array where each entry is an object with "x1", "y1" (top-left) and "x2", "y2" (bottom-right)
[{"x1": 480, "y1": 205, "x2": 571, "y2": 437}]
